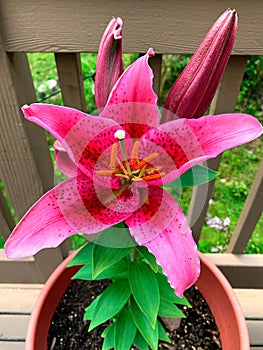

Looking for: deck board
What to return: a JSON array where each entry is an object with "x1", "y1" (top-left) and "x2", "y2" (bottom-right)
[{"x1": 0, "y1": 284, "x2": 262, "y2": 347}]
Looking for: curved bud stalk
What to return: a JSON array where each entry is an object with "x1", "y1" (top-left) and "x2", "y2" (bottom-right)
[
  {"x1": 162, "y1": 9, "x2": 238, "y2": 122},
  {"x1": 95, "y1": 17, "x2": 124, "y2": 111}
]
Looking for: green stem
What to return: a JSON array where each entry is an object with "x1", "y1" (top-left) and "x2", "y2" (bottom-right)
[{"x1": 131, "y1": 248, "x2": 137, "y2": 262}]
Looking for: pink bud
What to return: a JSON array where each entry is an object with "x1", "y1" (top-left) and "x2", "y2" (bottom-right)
[
  {"x1": 162, "y1": 9, "x2": 238, "y2": 122},
  {"x1": 95, "y1": 17, "x2": 124, "y2": 111}
]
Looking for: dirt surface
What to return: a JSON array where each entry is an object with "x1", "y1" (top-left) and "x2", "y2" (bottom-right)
[{"x1": 48, "y1": 279, "x2": 221, "y2": 349}]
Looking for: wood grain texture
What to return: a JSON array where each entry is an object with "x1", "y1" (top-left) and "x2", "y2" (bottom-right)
[
  {"x1": 0, "y1": 284, "x2": 43, "y2": 313},
  {"x1": 0, "y1": 189, "x2": 15, "y2": 240},
  {"x1": 0, "y1": 314, "x2": 29, "y2": 340},
  {"x1": 234, "y1": 289, "x2": 263, "y2": 319},
  {"x1": 1, "y1": 0, "x2": 263, "y2": 54},
  {"x1": 227, "y1": 157, "x2": 263, "y2": 253},
  {"x1": 55, "y1": 53, "x2": 86, "y2": 111},
  {"x1": 206, "y1": 253, "x2": 263, "y2": 288},
  {"x1": 187, "y1": 56, "x2": 248, "y2": 242},
  {"x1": 0, "y1": 342, "x2": 25, "y2": 350}
]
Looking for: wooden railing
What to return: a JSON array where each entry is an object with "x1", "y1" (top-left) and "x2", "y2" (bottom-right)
[{"x1": 0, "y1": 0, "x2": 262, "y2": 286}]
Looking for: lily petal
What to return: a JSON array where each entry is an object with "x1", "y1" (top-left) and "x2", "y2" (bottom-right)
[
  {"x1": 5, "y1": 174, "x2": 140, "y2": 259},
  {"x1": 142, "y1": 113, "x2": 263, "y2": 185},
  {"x1": 143, "y1": 213, "x2": 200, "y2": 297},
  {"x1": 95, "y1": 17, "x2": 124, "y2": 111},
  {"x1": 102, "y1": 49, "x2": 160, "y2": 138},
  {"x1": 126, "y1": 186, "x2": 199, "y2": 296},
  {"x1": 54, "y1": 140, "x2": 76, "y2": 177},
  {"x1": 126, "y1": 186, "x2": 178, "y2": 244},
  {"x1": 22, "y1": 103, "x2": 121, "y2": 175},
  {"x1": 163, "y1": 9, "x2": 237, "y2": 122}
]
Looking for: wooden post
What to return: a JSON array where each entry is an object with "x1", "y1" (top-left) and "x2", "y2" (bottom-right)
[
  {"x1": 187, "y1": 56, "x2": 249, "y2": 242},
  {"x1": 55, "y1": 53, "x2": 86, "y2": 111},
  {"x1": 227, "y1": 158, "x2": 263, "y2": 253},
  {"x1": 0, "y1": 36, "x2": 64, "y2": 281}
]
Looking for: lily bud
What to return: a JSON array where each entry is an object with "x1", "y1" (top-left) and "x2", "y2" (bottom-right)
[
  {"x1": 162, "y1": 9, "x2": 238, "y2": 122},
  {"x1": 95, "y1": 17, "x2": 124, "y2": 111}
]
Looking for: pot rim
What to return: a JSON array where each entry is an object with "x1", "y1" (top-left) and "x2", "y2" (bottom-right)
[{"x1": 26, "y1": 251, "x2": 250, "y2": 350}]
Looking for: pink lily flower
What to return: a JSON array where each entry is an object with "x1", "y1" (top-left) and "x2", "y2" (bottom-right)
[
  {"x1": 95, "y1": 17, "x2": 124, "y2": 111},
  {"x1": 4, "y1": 48, "x2": 262, "y2": 297},
  {"x1": 162, "y1": 8, "x2": 238, "y2": 122}
]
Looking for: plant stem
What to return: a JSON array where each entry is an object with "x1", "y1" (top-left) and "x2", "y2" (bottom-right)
[{"x1": 131, "y1": 248, "x2": 137, "y2": 262}]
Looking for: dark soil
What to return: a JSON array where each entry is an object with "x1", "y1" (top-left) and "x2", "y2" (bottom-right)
[{"x1": 47, "y1": 279, "x2": 221, "y2": 350}]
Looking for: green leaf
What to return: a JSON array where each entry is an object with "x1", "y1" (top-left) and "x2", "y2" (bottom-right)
[
  {"x1": 95, "y1": 223, "x2": 135, "y2": 248},
  {"x1": 72, "y1": 263, "x2": 92, "y2": 280},
  {"x1": 134, "y1": 331, "x2": 149, "y2": 350},
  {"x1": 156, "y1": 273, "x2": 191, "y2": 306},
  {"x1": 84, "y1": 295, "x2": 101, "y2": 320},
  {"x1": 136, "y1": 246, "x2": 158, "y2": 272},
  {"x1": 158, "y1": 298, "x2": 186, "y2": 318},
  {"x1": 130, "y1": 298, "x2": 159, "y2": 350},
  {"x1": 73, "y1": 259, "x2": 129, "y2": 281},
  {"x1": 96, "y1": 259, "x2": 129, "y2": 280},
  {"x1": 92, "y1": 243, "x2": 131, "y2": 278},
  {"x1": 89, "y1": 279, "x2": 131, "y2": 331},
  {"x1": 158, "y1": 320, "x2": 171, "y2": 343},
  {"x1": 163, "y1": 165, "x2": 217, "y2": 188},
  {"x1": 129, "y1": 260, "x2": 160, "y2": 327},
  {"x1": 115, "y1": 307, "x2": 137, "y2": 350},
  {"x1": 67, "y1": 242, "x2": 94, "y2": 266},
  {"x1": 102, "y1": 323, "x2": 116, "y2": 350}
]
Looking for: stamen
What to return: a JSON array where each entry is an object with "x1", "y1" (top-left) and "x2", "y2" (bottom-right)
[
  {"x1": 116, "y1": 157, "x2": 129, "y2": 176},
  {"x1": 136, "y1": 153, "x2": 159, "y2": 170},
  {"x1": 96, "y1": 170, "x2": 114, "y2": 176},
  {"x1": 115, "y1": 173, "x2": 130, "y2": 180},
  {"x1": 142, "y1": 172, "x2": 165, "y2": 182},
  {"x1": 131, "y1": 140, "x2": 140, "y2": 166},
  {"x1": 119, "y1": 139, "x2": 132, "y2": 176},
  {"x1": 110, "y1": 143, "x2": 118, "y2": 169}
]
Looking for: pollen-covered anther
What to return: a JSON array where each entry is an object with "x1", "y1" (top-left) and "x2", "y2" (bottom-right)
[
  {"x1": 110, "y1": 143, "x2": 118, "y2": 169},
  {"x1": 130, "y1": 140, "x2": 140, "y2": 166},
  {"x1": 96, "y1": 170, "x2": 115, "y2": 176},
  {"x1": 136, "y1": 152, "x2": 159, "y2": 170},
  {"x1": 142, "y1": 172, "x2": 165, "y2": 181}
]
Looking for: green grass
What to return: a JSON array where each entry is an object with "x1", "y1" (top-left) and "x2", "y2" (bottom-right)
[{"x1": 1, "y1": 52, "x2": 263, "y2": 254}]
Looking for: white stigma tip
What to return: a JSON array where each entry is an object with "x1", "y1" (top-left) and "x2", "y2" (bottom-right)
[{"x1": 114, "y1": 129, "x2": 126, "y2": 140}]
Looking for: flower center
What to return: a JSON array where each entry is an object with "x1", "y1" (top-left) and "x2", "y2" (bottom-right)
[{"x1": 96, "y1": 131, "x2": 165, "y2": 183}]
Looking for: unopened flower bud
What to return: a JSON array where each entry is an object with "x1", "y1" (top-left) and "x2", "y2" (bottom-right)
[
  {"x1": 162, "y1": 9, "x2": 238, "y2": 122},
  {"x1": 95, "y1": 17, "x2": 124, "y2": 111}
]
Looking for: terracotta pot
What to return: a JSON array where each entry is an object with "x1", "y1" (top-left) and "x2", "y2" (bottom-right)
[{"x1": 25, "y1": 252, "x2": 249, "y2": 350}]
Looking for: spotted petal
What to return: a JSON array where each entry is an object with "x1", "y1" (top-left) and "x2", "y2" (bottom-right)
[
  {"x1": 22, "y1": 103, "x2": 122, "y2": 177},
  {"x1": 126, "y1": 186, "x2": 199, "y2": 297},
  {"x1": 143, "y1": 214, "x2": 200, "y2": 297},
  {"x1": 54, "y1": 140, "x2": 76, "y2": 177},
  {"x1": 5, "y1": 174, "x2": 140, "y2": 259},
  {"x1": 141, "y1": 113, "x2": 263, "y2": 185},
  {"x1": 102, "y1": 49, "x2": 160, "y2": 138}
]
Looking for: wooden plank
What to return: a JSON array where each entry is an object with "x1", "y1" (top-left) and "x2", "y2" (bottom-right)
[
  {"x1": 188, "y1": 56, "x2": 248, "y2": 242},
  {"x1": 8, "y1": 52, "x2": 54, "y2": 194},
  {"x1": 0, "y1": 188, "x2": 15, "y2": 241},
  {"x1": 227, "y1": 157, "x2": 263, "y2": 253},
  {"x1": 0, "y1": 284, "x2": 43, "y2": 313},
  {"x1": 235, "y1": 289, "x2": 263, "y2": 319},
  {"x1": 206, "y1": 253, "x2": 263, "y2": 288},
  {"x1": 55, "y1": 53, "x2": 86, "y2": 111},
  {"x1": 0, "y1": 314, "x2": 29, "y2": 340},
  {"x1": 0, "y1": 35, "x2": 65, "y2": 279},
  {"x1": 149, "y1": 53, "x2": 162, "y2": 96},
  {"x1": 247, "y1": 320, "x2": 263, "y2": 347},
  {"x1": 1, "y1": 0, "x2": 263, "y2": 54},
  {"x1": 0, "y1": 250, "x2": 44, "y2": 283},
  {"x1": 0, "y1": 342, "x2": 25, "y2": 350}
]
